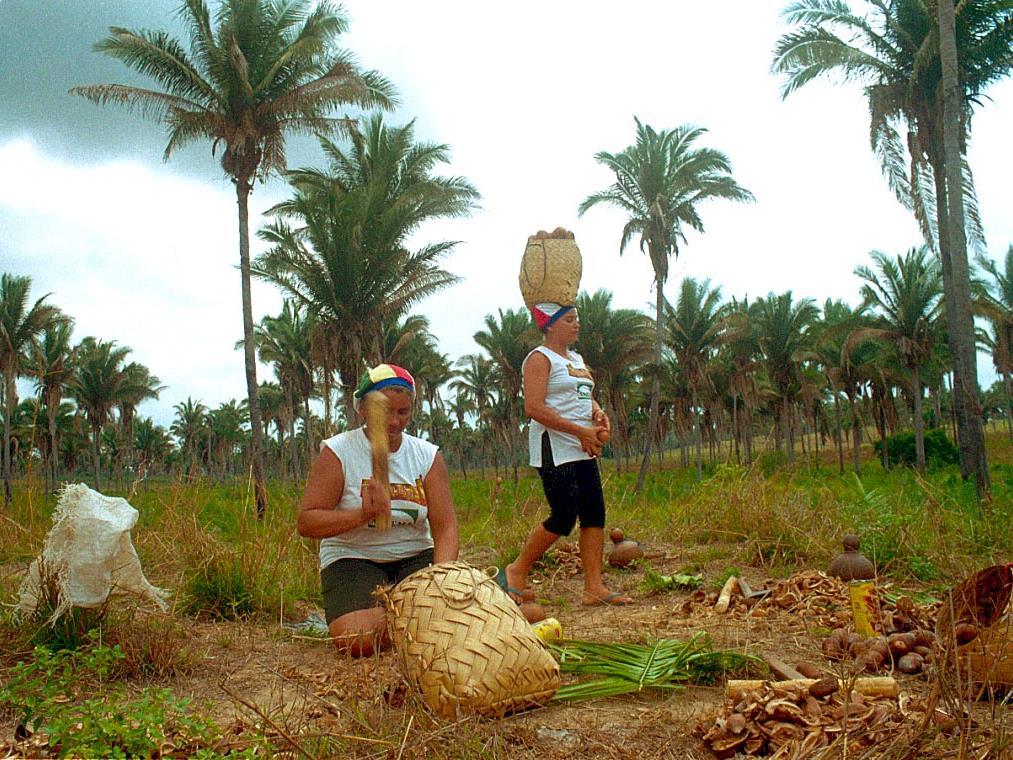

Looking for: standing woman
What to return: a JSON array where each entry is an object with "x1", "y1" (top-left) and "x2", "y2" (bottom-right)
[
  {"x1": 502, "y1": 303, "x2": 633, "y2": 606},
  {"x1": 298, "y1": 363, "x2": 459, "y2": 656}
]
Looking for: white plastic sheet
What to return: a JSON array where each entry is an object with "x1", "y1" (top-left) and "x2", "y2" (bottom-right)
[{"x1": 18, "y1": 483, "x2": 169, "y2": 621}]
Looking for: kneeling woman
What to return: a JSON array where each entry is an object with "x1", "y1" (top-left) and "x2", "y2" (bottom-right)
[{"x1": 297, "y1": 364, "x2": 459, "y2": 655}]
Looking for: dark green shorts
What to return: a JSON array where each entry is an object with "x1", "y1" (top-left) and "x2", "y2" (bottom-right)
[{"x1": 320, "y1": 548, "x2": 434, "y2": 624}]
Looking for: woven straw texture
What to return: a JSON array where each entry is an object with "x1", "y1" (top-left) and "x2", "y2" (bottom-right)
[
  {"x1": 519, "y1": 237, "x2": 582, "y2": 308},
  {"x1": 379, "y1": 561, "x2": 559, "y2": 720},
  {"x1": 962, "y1": 618, "x2": 1012, "y2": 686}
]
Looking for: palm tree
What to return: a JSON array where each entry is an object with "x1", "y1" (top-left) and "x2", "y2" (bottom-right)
[
  {"x1": 133, "y1": 417, "x2": 173, "y2": 477},
  {"x1": 749, "y1": 292, "x2": 818, "y2": 463},
  {"x1": 473, "y1": 308, "x2": 538, "y2": 484},
  {"x1": 72, "y1": 0, "x2": 397, "y2": 516},
  {"x1": 0, "y1": 274, "x2": 63, "y2": 503},
  {"x1": 976, "y1": 247, "x2": 1012, "y2": 441},
  {"x1": 251, "y1": 300, "x2": 315, "y2": 464},
  {"x1": 573, "y1": 289, "x2": 653, "y2": 471},
  {"x1": 849, "y1": 247, "x2": 943, "y2": 471},
  {"x1": 69, "y1": 337, "x2": 130, "y2": 490},
  {"x1": 579, "y1": 118, "x2": 753, "y2": 491},
  {"x1": 25, "y1": 315, "x2": 75, "y2": 491},
  {"x1": 171, "y1": 397, "x2": 210, "y2": 476},
  {"x1": 772, "y1": 0, "x2": 1012, "y2": 494},
  {"x1": 666, "y1": 278, "x2": 724, "y2": 480},
  {"x1": 452, "y1": 353, "x2": 498, "y2": 473},
  {"x1": 255, "y1": 114, "x2": 477, "y2": 419},
  {"x1": 117, "y1": 362, "x2": 164, "y2": 481}
]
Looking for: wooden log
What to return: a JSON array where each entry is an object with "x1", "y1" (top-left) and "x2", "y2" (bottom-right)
[
  {"x1": 726, "y1": 677, "x2": 899, "y2": 701},
  {"x1": 714, "y1": 576, "x2": 738, "y2": 614},
  {"x1": 363, "y1": 391, "x2": 391, "y2": 531},
  {"x1": 761, "y1": 654, "x2": 806, "y2": 681}
]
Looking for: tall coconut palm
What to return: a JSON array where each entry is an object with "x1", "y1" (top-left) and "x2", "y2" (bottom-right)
[
  {"x1": 251, "y1": 300, "x2": 315, "y2": 463},
  {"x1": 26, "y1": 316, "x2": 76, "y2": 491},
  {"x1": 452, "y1": 353, "x2": 498, "y2": 472},
  {"x1": 665, "y1": 278, "x2": 725, "y2": 480},
  {"x1": 573, "y1": 289, "x2": 653, "y2": 470},
  {"x1": 255, "y1": 114, "x2": 477, "y2": 419},
  {"x1": 976, "y1": 247, "x2": 1012, "y2": 440},
  {"x1": 117, "y1": 362, "x2": 164, "y2": 480},
  {"x1": 772, "y1": 0, "x2": 1011, "y2": 494},
  {"x1": 473, "y1": 308, "x2": 538, "y2": 483},
  {"x1": 171, "y1": 397, "x2": 210, "y2": 476},
  {"x1": 749, "y1": 292, "x2": 818, "y2": 463},
  {"x1": 69, "y1": 337, "x2": 130, "y2": 490},
  {"x1": 0, "y1": 274, "x2": 63, "y2": 503},
  {"x1": 849, "y1": 247, "x2": 943, "y2": 471},
  {"x1": 72, "y1": 0, "x2": 397, "y2": 516},
  {"x1": 133, "y1": 417, "x2": 173, "y2": 476},
  {"x1": 578, "y1": 118, "x2": 753, "y2": 491}
]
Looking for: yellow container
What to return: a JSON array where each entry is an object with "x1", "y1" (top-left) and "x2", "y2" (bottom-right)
[
  {"x1": 532, "y1": 617, "x2": 563, "y2": 643},
  {"x1": 848, "y1": 580, "x2": 877, "y2": 637}
]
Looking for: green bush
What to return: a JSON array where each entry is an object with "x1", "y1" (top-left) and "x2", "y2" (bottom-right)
[{"x1": 873, "y1": 428, "x2": 959, "y2": 469}]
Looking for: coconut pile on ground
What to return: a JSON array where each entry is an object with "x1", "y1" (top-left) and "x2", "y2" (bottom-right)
[{"x1": 697, "y1": 679, "x2": 950, "y2": 758}]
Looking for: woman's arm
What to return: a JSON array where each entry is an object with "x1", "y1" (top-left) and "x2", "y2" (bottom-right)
[
  {"x1": 523, "y1": 351, "x2": 604, "y2": 451},
  {"x1": 423, "y1": 452, "x2": 459, "y2": 563},
  {"x1": 297, "y1": 447, "x2": 387, "y2": 538}
]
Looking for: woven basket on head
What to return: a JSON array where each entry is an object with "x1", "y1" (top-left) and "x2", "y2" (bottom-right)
[
  {"x1": 519, "y1": 229, "x2": 582, "y2": 308},
  {"x1": 378, "y1": 561, "x2": 559, "y2": 720}
]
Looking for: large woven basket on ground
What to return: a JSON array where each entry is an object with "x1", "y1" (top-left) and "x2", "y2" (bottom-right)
[
  {"x1": 961, "y1": 617, "x2": 1012, "y2": 687},
  {"x1": 519, "y1": 229, "x2": 582, "y2": 308},
  {"x1": 379, "y1": 561, "x2": 560, "y2": 720}
]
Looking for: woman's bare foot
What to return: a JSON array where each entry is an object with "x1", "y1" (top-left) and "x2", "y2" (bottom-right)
[
  {"x1": 582, "y1": 588, "x2": 634, "y2": 606},
  {"x1": 503, "y1": 562, "x2": 528, "y2": 603}
]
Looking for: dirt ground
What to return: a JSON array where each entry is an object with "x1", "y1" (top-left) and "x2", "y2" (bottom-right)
[{"x1": 1, "y1": 544, "x2": 1008, "y2": 759}]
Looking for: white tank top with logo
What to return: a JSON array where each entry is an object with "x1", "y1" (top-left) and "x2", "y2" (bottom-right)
[
  {"x1": 318, "y1": 428, "x2": 437, "y2": 568},
  {"x1": 523, "y1": 345, "x2": 594, "y2": 467}
]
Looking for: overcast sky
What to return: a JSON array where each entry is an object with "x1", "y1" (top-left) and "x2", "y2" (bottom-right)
[{"x1": 1, "y1": 0, "x2": 1010, "y2": 430}]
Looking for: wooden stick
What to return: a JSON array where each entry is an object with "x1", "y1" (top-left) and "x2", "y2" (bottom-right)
[
  {"x1": 714, "y1": 575, "x2": 738, "y2": 613},
  {"x1": 726, "y1": 677, "x2": 899, "y2": 700},
  {"x1": 363, "y1": 391, "x2": 391, "y2": 531},
  {"x1": 761, "y1": 654, "x2": 806, "y2": 681}
]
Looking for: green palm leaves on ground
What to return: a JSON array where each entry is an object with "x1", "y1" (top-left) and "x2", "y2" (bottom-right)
[
  {"x1": 579, "y1": 118, "x2": 753, "y2": 492},
  {"x1": 550, "y1": 633, "x2": 759, "y2": 701},
  {"x1": 73, "y1": 0, "x2": 398, "y2": 517},
  {"x1": 255, "y1": 114, "x2": 479, "y2": 420}
]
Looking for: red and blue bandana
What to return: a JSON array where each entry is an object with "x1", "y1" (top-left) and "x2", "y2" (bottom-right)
[
  {"x1": 530, "y1": 302, "x2": 573, "y2": 332},
  {"x1": 354, "y1": 363, "x2": 415, "y2": 399}
]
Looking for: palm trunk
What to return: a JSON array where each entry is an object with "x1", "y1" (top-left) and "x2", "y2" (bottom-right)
[
  {"x1": 2, "y1": 370, "x2": 14, "y2": 504},
  {"x1": 1005, "y1": 370, "x2": 1012, "y2": 441},
  {"x1": 850, "y1": 395, "x2": 862, "y2": 475},
  {"x1": 47, "y1": 388, "x2": 59, "y2": 489},
  {"x1": 938, "y1": 0, "x2": 989, "y2": 498},
  {"x1": 635, "y1": 276, "x2": 664, "y2": 493},
  {"x1": 783, "y1": 395, "x2": 794, "y2": 463},
  {"x1": 235, "y1": 179, "x2": 268, "y2": 518},
  {"x1": 912, "y1": 364, "x2": 926, "y2": 472},
  {"x1": 833, "y1": 393, "x2": 844, "y2": 474},
  {"x1": 91, "y1": 423, "x2": 102, "y2": 490},
  {"x1": 692, "y1": 384, "x2": 702, "y2": 481}
]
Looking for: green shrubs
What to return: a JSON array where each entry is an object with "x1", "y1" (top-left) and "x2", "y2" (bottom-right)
[
  {"x1": 873, "y1": 428, "x2": 959, "y2": 469},
  {"x1": 0, "y1": 640, "x2": 232, "y2": 758},
  {"x1": 180, "y1": 550, "x2": 256, "y2": 620}
]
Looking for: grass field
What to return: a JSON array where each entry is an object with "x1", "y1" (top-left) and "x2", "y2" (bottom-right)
[{"x1": 0, "y1": 434, "x2": 1010, "y2": 757}]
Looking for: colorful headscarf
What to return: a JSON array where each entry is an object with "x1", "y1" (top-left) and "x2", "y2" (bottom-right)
[
  {"x1": 354, "y1": 363, "x2": 415, "y2": 399},
  {"x1": 530, "y1": 302, "x2": 574, "y2": 332}
]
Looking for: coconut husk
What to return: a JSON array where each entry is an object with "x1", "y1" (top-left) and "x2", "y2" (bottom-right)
[{"x1": 378, "y1": 561, "x2": 559, "y2": 720}]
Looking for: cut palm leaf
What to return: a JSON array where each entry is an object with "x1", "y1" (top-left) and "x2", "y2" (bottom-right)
[{"x1": 549, "y1": 632, "x2": 760, "y2": 702}]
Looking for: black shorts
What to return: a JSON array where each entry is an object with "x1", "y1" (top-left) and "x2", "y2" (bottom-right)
[
  {"x1": 320, "y1": 548, "x2": 434, "y2": 623},
  {"x1": 537, "y1": 432, "x2": 606, "y2": 536}
]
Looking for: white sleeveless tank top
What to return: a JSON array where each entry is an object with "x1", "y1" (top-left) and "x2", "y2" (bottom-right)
[
  {"x1": 318, "y1": 428, "x2": 437, "y2": 567},
  {"x1": 523, "y1": 345, "x2": 594, "y2": 467}
]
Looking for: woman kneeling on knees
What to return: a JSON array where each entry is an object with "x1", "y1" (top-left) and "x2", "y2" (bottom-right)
[{"x1": 297, "y1": 363, "x2": 459, "y2": 656}]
